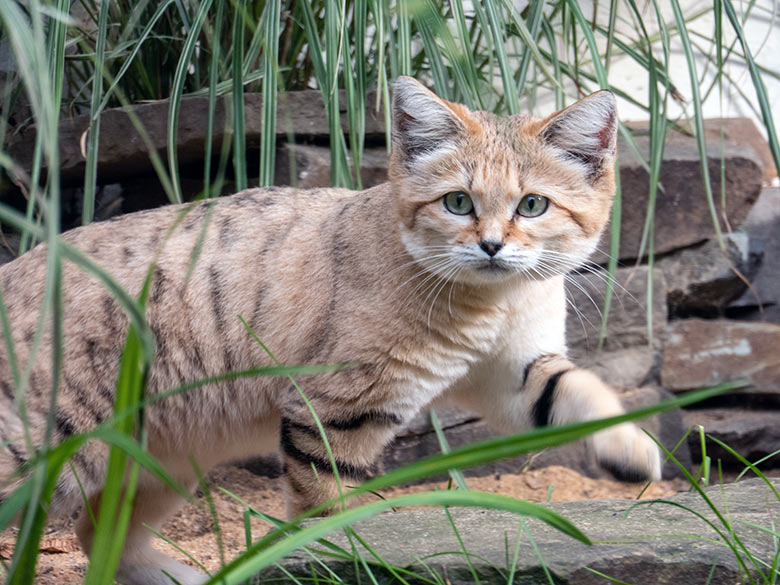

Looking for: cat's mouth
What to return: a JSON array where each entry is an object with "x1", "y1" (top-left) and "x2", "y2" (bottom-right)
[{"x1": 475, "y1": 259, "x2": 510, "y2": 273}]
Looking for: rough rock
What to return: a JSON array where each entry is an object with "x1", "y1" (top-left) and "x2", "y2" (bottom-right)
[
  {"x1": 662, "y1": 319, "x2": 780, "y2": 394},
  {"x1": 382, "y1": 386, "x2": 689, "y2": 481},
  {"x1": 592, "y1": 129, "x2": 764, "y2": 264},
  {"x1": 274, "y1": 144, "x2": 389, "y2": 189},
  {"x1": 8, "y1": 91, "x2": 384, "y2": 185},
  {"x1": 685, "y1": 407, "x2": 780, "y2": 468},
  {"x1": 733, "y1": 187, "x2": 780, "y2": 324},
  {"x1": 657, "y1": 232, "x2": 763, "y2": 318},
  {"x1": 256, "y1": 478, "x2": 779, "y2": 585},
  {"x1": 701, "y1": 117, "x2": 777, "y2": 183}
]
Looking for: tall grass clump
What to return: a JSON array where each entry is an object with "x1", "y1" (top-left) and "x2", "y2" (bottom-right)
[{"x1": 0, "y1": 0, "x2": 778, "y2": 584}]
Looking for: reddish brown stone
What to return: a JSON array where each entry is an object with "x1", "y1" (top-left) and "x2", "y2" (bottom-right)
[{"x1": 662, "y1": 319, "x2": 780, "y2": 393}]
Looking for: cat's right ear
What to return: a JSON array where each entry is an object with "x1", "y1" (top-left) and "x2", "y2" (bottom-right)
[{"x1": 391, "y1": 76, "x2": 466, "y2": 171}]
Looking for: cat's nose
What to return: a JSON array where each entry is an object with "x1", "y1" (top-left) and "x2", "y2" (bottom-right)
[{"x1": 479, "y1": 241, "x2": 503, "y2": 257}]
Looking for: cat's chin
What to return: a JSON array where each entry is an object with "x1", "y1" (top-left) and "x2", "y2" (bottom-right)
[{"x1": 456, "y1": 263, "x2": 525, "y2": 286}]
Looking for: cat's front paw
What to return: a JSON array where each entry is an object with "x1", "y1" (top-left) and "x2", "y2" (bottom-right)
[{"x1": 591, "y1": 422, "x2": 662, "y2": 482}]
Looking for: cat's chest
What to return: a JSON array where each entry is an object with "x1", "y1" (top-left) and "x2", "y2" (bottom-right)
[
  {"x1": 384, "y1": 301, "x2": 514, "y2": 409},
  {"x1": 382, "y1": 279, "x2": 566, "y2": 414}
]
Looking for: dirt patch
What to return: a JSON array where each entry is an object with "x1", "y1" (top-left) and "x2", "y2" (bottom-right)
[{"x1": 0, "y1": 465, "x2": 688, "y2": 584}]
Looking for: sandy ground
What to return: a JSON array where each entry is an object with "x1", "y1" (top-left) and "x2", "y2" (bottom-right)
[{"x1": 0, "y1": 464, "x2": 689, "y2": 584}]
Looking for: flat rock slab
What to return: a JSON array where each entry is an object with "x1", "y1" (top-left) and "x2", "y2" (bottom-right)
[
  {"x1": 256, "y1": 479, "x2": 779, "y2": 585},
  {"x1": 663, "y1": 319, "x2": 780, "y2": 393},
  {"x1": 685, "y1": 407, "x2": 780, "y2": 465}
]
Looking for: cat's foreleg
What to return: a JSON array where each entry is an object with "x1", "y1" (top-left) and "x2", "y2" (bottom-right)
[
  {"x1": 523, "y1": 354, "x2": 661, "y2": 481},
  {"x1": 454, "y1": 354, "x2": 661, "y2": 481}
]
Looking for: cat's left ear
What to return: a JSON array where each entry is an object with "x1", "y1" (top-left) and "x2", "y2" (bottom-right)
[{"x1": 539, "y1": 90, "x2": 618, "y2": 180}]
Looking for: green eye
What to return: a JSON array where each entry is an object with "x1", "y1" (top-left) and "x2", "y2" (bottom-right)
[
  {"x1": 517, "y1": 194, "x2": 549, "y2": 218},
  {"x1": 443, "y1": 191, "x2": 474, "y2": 216}
]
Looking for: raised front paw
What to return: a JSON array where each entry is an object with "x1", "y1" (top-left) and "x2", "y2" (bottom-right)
[{"x1": 591, "y1": 422, "x2": 662, "y2": 482}]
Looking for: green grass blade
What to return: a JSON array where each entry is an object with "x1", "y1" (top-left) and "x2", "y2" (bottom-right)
[
  {"x1": 397, "y1": 0, "x2": 412, "y2": 76},
  {"x1": 353, "y1": 0, "x2": 368, "y2": 185},
  {"x1": 81, "y1": 0, "x2": 109, "y2": 226},
  {"x1": 669, "y1": 0, "x2": 723, "y2": 250},
  {"x1": 7, "y1": 440, "x2": 86, "y2": 585},
  {"x1": 323, "y1": 0, "x2": 352, "y2": 188},
  {"x1": 353, "y1": 382, "x2": 742, "y2": 500},
  {"x1": 483, "y1": 0, "x2": 519, "y2": 114},
  {"x1": 167, "y1": 0, "x2": 213, "y2": 204},
  {"x1": 232, "y1": 0, "x2": 248, "y2": 192},
  {"x1": 414, "y1": 2, "x2": 451, "y2": 101},
  {"x1": 448, "y1": 0, "x2": 482, "y2": 109},
  {"x1": 430, "y1": 409, "x2": 468, "y2": 490},
  {"x1": 259, "y1": 0, "x2": 280, "y2": 187},
  {"x1": 97, "y1": 0, "x2": 177, "y2": 114},
  {"x1": 203, "y1": 0, "x2": 225, "y2": 198},
  {"x1": 500, "y1": 0, "x2": 560, "y2": 94},
  {"x1": 722, "y1": 0, "x2": 780, "y2": 178}
]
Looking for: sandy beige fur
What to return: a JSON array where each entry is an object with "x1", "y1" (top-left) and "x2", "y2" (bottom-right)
[{"x1": 0, "y1": 77, "x2": 660, "y2": 585}]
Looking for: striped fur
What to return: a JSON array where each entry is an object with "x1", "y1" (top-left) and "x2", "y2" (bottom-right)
[{"x1": 0, "y1": 78, "x2": 659, "y2": 585}]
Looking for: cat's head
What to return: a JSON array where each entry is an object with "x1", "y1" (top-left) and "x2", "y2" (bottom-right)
[{"x1": 389, "y1": 76, "x2": 618, "y2": 286}]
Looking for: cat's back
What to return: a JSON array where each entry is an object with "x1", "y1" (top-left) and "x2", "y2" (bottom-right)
[{"x1": 0, "y1": 185, "x2": 368, "y2": 392}]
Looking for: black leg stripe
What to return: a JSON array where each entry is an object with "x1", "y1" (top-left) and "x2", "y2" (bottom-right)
[
  {"x1": 285, "y1": 411, "x2": 403, "y2": 436},
  {"x1": 280, "y1": 419, "x2": 370, "y2": 481},
  {"x1": 327, "y1": 410, "x2": 403, "y2": 431},
  {"x1": 6, "y1": 442, "x2": 26, "y2": 466},
  {"x1": 0, "y1": 381, "x2": 14, "y2": 401},
  {"x1": 522, "y1": 354, "x2": 556, "y2": 389},
  {"x1": 0, "y1": 428, "x2": 27, "y2": 466},
  {"x1": 55, "y1": 413, "x2": 77, "y2": 439},
  {"x1": 532, "y1": 369, "x2": 571, "y2": 427}
]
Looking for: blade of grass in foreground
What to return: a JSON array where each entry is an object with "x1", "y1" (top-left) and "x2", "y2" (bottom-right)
[
  {"x1": 83, "y1": 275, "x2": 153, "y2": 585},
  {"x1": 351, "y1": 382, "x2": 744, "y2": 501}
]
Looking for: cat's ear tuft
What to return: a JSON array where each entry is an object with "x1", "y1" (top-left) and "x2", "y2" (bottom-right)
[
  {"x1": 540, "y1": 90, "x2": 618, "y2": 180},
  {"x1": 392, "y1": 76, "x2": 465, "y2": 170}
]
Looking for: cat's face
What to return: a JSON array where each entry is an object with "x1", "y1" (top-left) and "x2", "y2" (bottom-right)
[{"x1": 389, "y1": 77, "x2": 617, "y2": 287}]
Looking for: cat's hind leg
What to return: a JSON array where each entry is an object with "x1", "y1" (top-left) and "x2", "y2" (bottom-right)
[{"x1": 76, "y1": 476, "x2": 206, "y2": 585}]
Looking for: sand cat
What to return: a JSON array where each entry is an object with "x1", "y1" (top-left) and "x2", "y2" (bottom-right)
[{"x1": 0, "y1": 77, "x2": 660, "y2": 585}]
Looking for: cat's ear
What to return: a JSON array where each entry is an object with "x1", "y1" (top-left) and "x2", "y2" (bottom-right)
[
  {"x1": 539, "y1": 90, "x2": 618, "y2": 180},
  {"x1": 391, "y1": 76, "x2": 466, "y2": 170}
]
